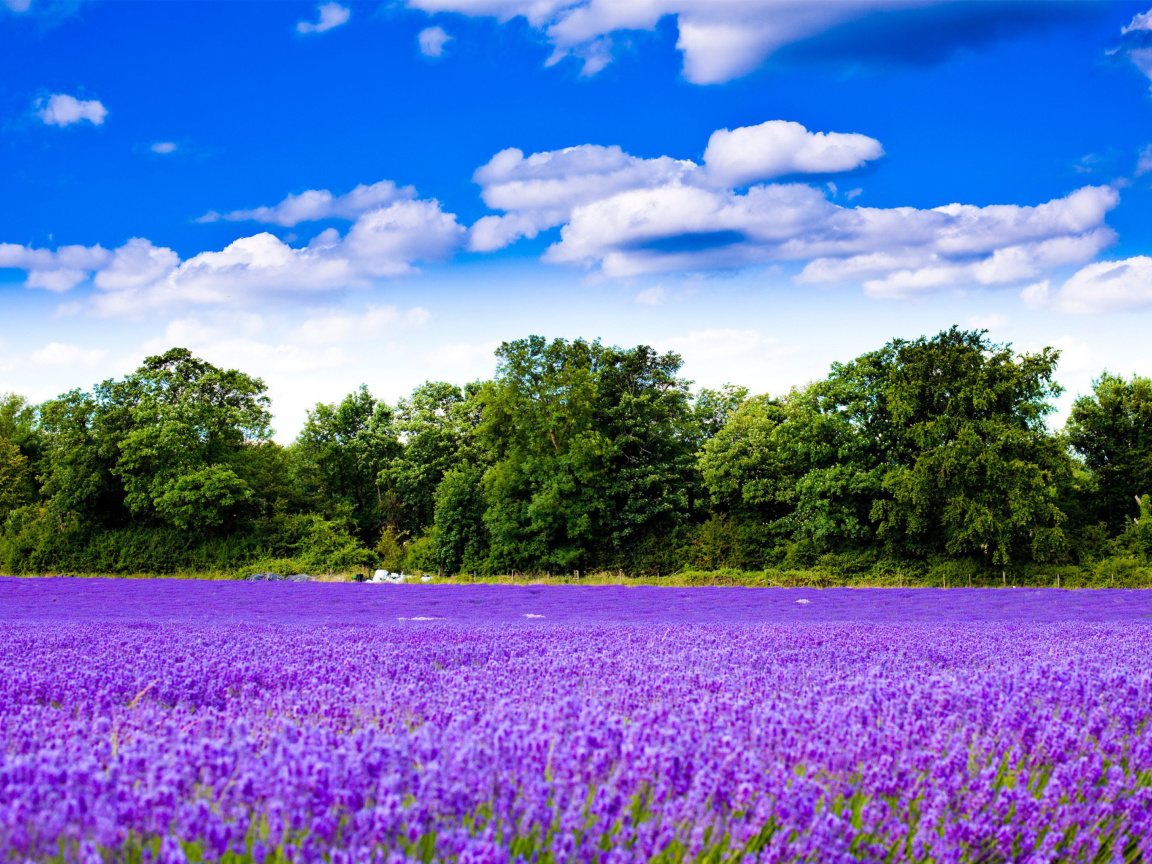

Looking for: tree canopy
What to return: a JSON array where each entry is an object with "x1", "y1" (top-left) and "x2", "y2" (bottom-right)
[{"x1": 3, "y1": 328, "x2": 1149, "y2": 577}]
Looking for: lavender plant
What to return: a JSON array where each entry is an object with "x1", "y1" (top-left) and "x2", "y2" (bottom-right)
[{"x1": 2, "y1": 579, "x2": 1152, "y2": 862}]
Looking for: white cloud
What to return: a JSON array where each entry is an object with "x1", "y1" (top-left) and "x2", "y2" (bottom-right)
[
  {"x1": 468, "y1": 120, "x2": 882, "y2": 252},
  {"x1": 1050, "y1": 335, "x2": 1094, "y2": 374},
  {"x1": 199, "y1": 180, "x2": 414, "y2": 227},
  {"x1": 469, "y1": 144, "x2": 694, "y2": 251},
  {"x1": 37, "y1": 93, "x2": 107, "y2": 127},
  {"x1": 469, "y1": 124, "x2": 1119, "y2": 294},
  {"x1": 151, "y1": 141, "x2": 177, "y2": 154},
  {"x1": 419, "y1": 25, "x2": 453, "y2": 56},
  {"x1": 0, "y1": 242, "x2": 112, "y2": 291},
  {"x1": 1046, "y1": 256, "x2": 1152, "y2": 314},
  {"x1": 634, "y1": 285, "x2": 667, "y2": 305},
  {"x1": 4, "y1": 187, "x2": 464, "y2": 316},
  {"x1": 406, "y1": 0, "x2": 943, "y2": 83},
  {"x1": 1123, "y1": 8, "x2": 1152, "y2": 34},
  {"x1": 3, "y1": 0, "x2": 33, "y2": 11},
  {"x1": 30, "y1": 342, "x2": 108, "y2": 367},
  {"x1": 655, "y1": 327, "x2": 800, "y2": 394},
  {"x1": 297, "y1": 2, "x2": 350, "y2": 34},
  {"x1": 702, "y1": 120, "x2": 883, "y2": 187},
  {"x1": 1118, "y1": 9, "x2": 1152, "y2": 88}
]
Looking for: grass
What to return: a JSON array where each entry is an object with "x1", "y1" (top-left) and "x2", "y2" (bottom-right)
[{"x1": 10, "y1": 559, "x2": 1152, "y2": 589}]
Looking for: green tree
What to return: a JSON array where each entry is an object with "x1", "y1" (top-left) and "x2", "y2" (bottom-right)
[
  {"x1": 0, "y1": 394, "x2": 39, "y2": 524},
  {"x1": 1065, "y1": 373, "x2": 1152, "y2": 530},
  {"x1": 700, "y1": 328, "x2": 1072, "y2": 566},
  {"x1": 473, "y1": 337, "x2": 696, "y2": 573},
  {"x1": 432, "y1": 464, "x2": 489, "y2": 574},
  {"x1": 380, "y1": 381, "x2": 479, "y2": 539},
  {"x1": 107, "y1": 349, "x2": 271, "y2": 529},
  {"x1": 872, "y1": 329, "x2": 1071, "y2": 565},
  {"x1": 0, "y1": 438, "x2": 31, "y2": 525},
  {"x1": 36, "y1": 349, "x2": 272, "y2": 531},
  {"x1": 296, "y1": 385, "x2": 398, "y2": 541}
]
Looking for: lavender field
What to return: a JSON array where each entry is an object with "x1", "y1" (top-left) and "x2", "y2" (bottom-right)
[{"x1": 3, "y1": 580, "x2": 1152, "y2": 863}]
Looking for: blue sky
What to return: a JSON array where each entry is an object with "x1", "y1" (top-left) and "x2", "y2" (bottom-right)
[{"x1": 3, "y1": 0, "x2": 1152, "y2": 438}]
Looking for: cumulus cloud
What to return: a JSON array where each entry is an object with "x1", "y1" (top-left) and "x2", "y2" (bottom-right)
[
  {"x1": 0, "y1": 242, "x2": 111, "y2": 291},
  {"x1": 297, "y1": 2, "x2": 349, "y2": 34},
  {"x1": 198, "y1": 180, "x2": 414, "y2": 227},
  {"x1": 36, "y1": 93, "x2": 107, "y2": 127},
  {"x1": 419, "y1": 25, "x2": 452, "y2": 56},
  {"x1": 468, "y1": 120, "x2": 882, "y2": 252},
  {"x1": 1042, "y1": 256, "x2": 1152, "y2": 314},
  {"x1": 3, "y1": 189, "x2": 464, "y2": 316},
  {"x1": 151, "y1": 142, "x2": 177, "y2": 154},
  {"x1": 469, "y1": 123, "x2": 1118, "y2": 293},
  {"x1": 702, "y1": 121, "x2": 884, "y2": 187},
  {"x1": 407, "y1": 0, "x2": 1011, "y2": 83}
]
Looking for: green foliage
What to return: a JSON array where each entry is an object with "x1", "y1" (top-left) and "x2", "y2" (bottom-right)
[
  {"x1": 475, "y1": 336, "x2": 697, "y2": 574},
  {"x1": 433, "y1": 464, "x2": 489, "y2": 574},
  {"x1": 295, "y1": 384, "x2": 398, "y2": 542},
  {"x1": 871, "y1": 328, "x2": 1071, "y2": 565},
  {"x1": 1065, "y1": 372, "x2": 1152, "y2": 530},
  {"x1": 375, "y1": 526, "x2": 406, "y2": 571},
  {"x1": 700, "y1": 328, "x2": 1074, "y2": 568},
  {"x1": 380, "y1": 381, "x2": 478, "y2": 539},
  {"x1": 0, "y1": 437, "x2": 32, "y2": 524},
  {"x1": 5, "y1": 329, "x2": 1152, "y2": 579},
  {"x1": 34, "y1": 348, "x2": 272, "y2": 533}
]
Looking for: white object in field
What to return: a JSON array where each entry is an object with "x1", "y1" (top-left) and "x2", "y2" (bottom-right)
[
  {"x1": 421, "y1": 575, "x2": 432, "y2": 582},
  {"x1": 795, "y1": 599, "x2": 811, "y2": 604},
  {"x1": 369, "y1": 569, "x2": 405, "y2": 584}
]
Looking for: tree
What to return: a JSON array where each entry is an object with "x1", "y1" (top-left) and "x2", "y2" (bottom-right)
[
  {"x1": 700, "y1": 328, "x2": 1072, "y2": 566},
  {"x1": 296, "y1": 385, "x2": 398, "y2": 541},
  {"x1": 470, "y1": 337, "x2": 698, "y2": 573},
  {"x1": 106, "y1": 349, "x2": 271, "y2": 529},
  {"x1": 872, "y1": 329, "x2": 1071, "y2": 564},
  {"x1": 692, "y1": 385, "x2": 749, "y2": 442},
  {"x1": 380, "y1": 381, "x2": 478, "y2": 540},
  {"x1": 432, "y1": 464, "x2": 488, "y2": 574},
  {"x1": 1065, "y1": 373, "x2": 1152, "y2": 530},
  {"x1": 36, "y1": 349, "x2": 272, "y2": 531},
  {"x1": 0, "y1": 394, "x2": 40, "y2": 525},
  {"x1": 699, "y1": 394, "x2": 792, "y2": 524},
  {"x1": 0, "y1": 438, "x2": 31, "y2": 525}
]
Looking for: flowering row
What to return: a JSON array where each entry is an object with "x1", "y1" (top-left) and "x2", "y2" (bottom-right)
[{"x1": 3, "y1": 590, "x2": 1152, "y2": 862}]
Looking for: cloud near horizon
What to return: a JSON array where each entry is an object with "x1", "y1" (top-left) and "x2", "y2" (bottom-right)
[
  {"x1": 469, "y1": 120, "x2": 1119, "y2": 299},
  {"x1": 0, "y1": 117, "x2": 1134, "y2": 315},
  {"x1": 0, "y1": 191, "x2": 463, "y2": 316}
]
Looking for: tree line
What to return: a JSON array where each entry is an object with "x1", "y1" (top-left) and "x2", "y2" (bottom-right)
[{"x1": 2, "y1": 327, "x2": 1151, "y2": 578}]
